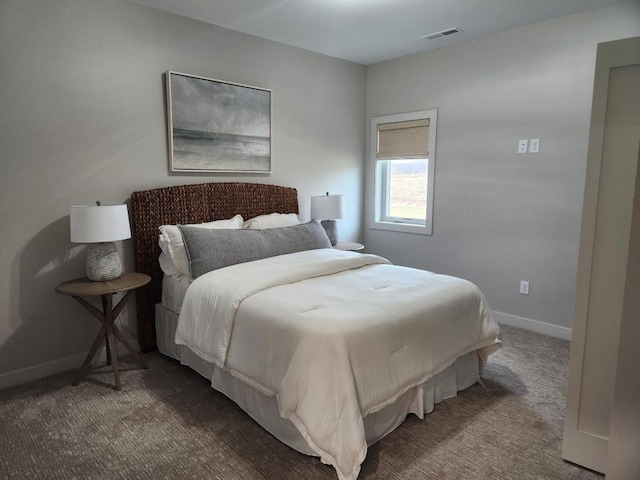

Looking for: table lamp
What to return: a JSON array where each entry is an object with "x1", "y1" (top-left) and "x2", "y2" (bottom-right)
[
  {"x1": 70, "y1": 202, "x2": 132, "y2": 281},
  {"x1": 311, "y1": 192, "x2": 345, "y2": 246}
]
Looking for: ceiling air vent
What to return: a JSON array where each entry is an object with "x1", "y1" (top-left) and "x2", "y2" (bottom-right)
[{"x1": 422, "y1": 27, "x2": 461, "y2": 40}]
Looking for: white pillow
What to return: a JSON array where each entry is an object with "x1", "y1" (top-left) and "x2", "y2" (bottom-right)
[
  {"x1": 243, "y1": 213, "x2": 301, "y2": 230},
  {"x1": 158, "y1": 215, "x2": 243, "y2": 276},
  {"x1": 158, "y1": 251, "x2": 181, "y2": 277}
]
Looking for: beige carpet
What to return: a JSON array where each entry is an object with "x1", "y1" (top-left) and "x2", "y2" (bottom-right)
[{"x1": 0, "y1": 325, "x2": 602, "y2": 479}]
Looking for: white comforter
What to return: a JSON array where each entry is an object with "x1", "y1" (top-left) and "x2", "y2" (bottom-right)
[{"x1": 175, "y1": 249, "x2": 501, "y2": 480}]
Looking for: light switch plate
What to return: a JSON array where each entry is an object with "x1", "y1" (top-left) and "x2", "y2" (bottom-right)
[{"x1": 530, "y1": 138, "x2": 540, "y2": 153}]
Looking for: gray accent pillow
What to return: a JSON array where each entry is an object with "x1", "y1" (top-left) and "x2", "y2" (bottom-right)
[{"x1": 179, "y1": 219, "x2": 332, "y2": 278}]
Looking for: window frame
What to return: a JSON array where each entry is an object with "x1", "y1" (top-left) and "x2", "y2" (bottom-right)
[
  {"x1": 378, "y1": 158, "x2": 428, "y2": 226},
  {"x1": 369, "y1": 109, "x2": 437, "y2": 235}
]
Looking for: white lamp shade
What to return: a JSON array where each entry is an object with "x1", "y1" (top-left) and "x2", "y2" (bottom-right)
[
  {"x1": 311, "y1": 194, "x2": 345, "y2": 220},
  {"x1": 70, "y1": 204, "x2": 131, "y2": 243}
]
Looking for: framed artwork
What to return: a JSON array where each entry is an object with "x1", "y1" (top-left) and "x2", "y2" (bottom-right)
[{"x1": 166, "y1": 71, "x2": 272, "y2": 173}]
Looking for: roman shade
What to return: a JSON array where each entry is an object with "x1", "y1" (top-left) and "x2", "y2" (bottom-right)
[{"x1": 376, "y1": 118, "x2": 430, "y2": 159}]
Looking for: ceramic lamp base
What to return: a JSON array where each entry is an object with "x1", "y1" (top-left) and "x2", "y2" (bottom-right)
[
  {"x1": 86, "y1": 242, "x2": 123, "y2": 281},
  {"x1": 321, "y1": 219, "x2": 338, "y2": 246}
]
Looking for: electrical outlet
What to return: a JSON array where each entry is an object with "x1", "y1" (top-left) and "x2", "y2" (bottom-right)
[
  {"x1": 518, "y1": 139, "x2": 528, "y2": 154},
  {"x1": 529, "y1": 138, "x2": 540, "y2": 153},
  {"x1": 520, "y1": 280, "x2": 530, "y2": 295}
]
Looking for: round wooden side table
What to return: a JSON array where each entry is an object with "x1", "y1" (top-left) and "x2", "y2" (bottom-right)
[{"x1": 55, "y1": 272, "x2": 151, "y2": 390}]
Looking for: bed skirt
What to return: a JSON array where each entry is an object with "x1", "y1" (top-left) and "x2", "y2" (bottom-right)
[{"x1": 155, "y1": 303, "x2": 481, "y2": 456}]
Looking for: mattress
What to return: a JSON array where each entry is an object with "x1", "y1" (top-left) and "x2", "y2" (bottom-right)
[{"x1": 161, "y1": 273, "x2": 191, "y2": 314}]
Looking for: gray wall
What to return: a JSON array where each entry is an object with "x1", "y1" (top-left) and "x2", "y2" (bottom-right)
[
  {"x1": 364, "y1": 2, "x2": 640, "y2": 337},
  {"x1": 2, "y1": 0, "x2": 639, "y2": 387},
  {"x1": 0, "y1": 0, "x2": 366, "y2": 385}
]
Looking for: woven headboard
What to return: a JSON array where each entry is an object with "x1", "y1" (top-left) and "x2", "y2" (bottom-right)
[{"x1": 130, "y1": 182, "x2": 299, "y2": 352}]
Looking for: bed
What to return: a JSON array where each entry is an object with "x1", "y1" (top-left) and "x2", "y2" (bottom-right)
[{"x1": 131, "y1": 182, "x2": 502, "y2": 480}]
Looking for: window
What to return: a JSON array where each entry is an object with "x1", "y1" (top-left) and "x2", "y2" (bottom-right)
[{"x1": 370, "y1": 109, "x2": 437, "y2": 235}]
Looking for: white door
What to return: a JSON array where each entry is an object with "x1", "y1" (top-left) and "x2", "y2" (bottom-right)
[{"x1": 562, "y1": 36, "x2": 640, "y2": 475}]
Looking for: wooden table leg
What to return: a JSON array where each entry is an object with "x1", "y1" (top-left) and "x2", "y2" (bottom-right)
[
  {"x1": 110, "y1": 290, "x2": 147, "y2": 369},
  {"x1": 103, "y1": 294, "x2": 122, "y2": 391},
  {"x1": 73, "y1": 325, "x2": 106, "y2": 386},
  {"x1": 113, "y1": 326, "x2": 148, "y2": 369},
  {"x1": 71, "y1": 289, "x2": 146, "y2": 390},
  {"x1": 102, "y1": 295, "x2": 112, "y2": 367}
]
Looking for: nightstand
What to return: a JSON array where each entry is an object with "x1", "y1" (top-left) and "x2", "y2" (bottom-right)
[
  {"x1": 55, "y1": 272, "x2": 150, "y2": 390},
  {"x1": 334, "y1": 242, "x2": 364, "y2": 252}
]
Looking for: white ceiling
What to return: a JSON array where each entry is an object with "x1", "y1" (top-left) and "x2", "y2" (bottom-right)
[{"x1": 130, "y1": 0, "x2": 628, "y2": 65}]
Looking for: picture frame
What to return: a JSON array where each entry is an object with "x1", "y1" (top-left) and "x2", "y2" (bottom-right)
[{"x1": 166, "y1": 71, "x2": 272, "y2": 173}]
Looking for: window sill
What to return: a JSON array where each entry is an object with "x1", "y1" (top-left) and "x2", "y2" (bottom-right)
[{"x1": 369, "y1": 220, "x2": 432, "y2": 236}]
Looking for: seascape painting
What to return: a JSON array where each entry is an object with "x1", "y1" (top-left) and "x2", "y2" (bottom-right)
[{"x1": 167, "y1": 71, "x2": 271, "y2": 172}]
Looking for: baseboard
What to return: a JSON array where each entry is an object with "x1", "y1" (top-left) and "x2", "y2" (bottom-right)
[
  {"x1": 0, "y1": 341, "x2": 139, "y2": 390},
  {"x1": 494, "y1": 311, "x2": 572, "y2": 341},
  {"x1": 0, "y1": 313, "x2": 571, "y2": 389}
]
